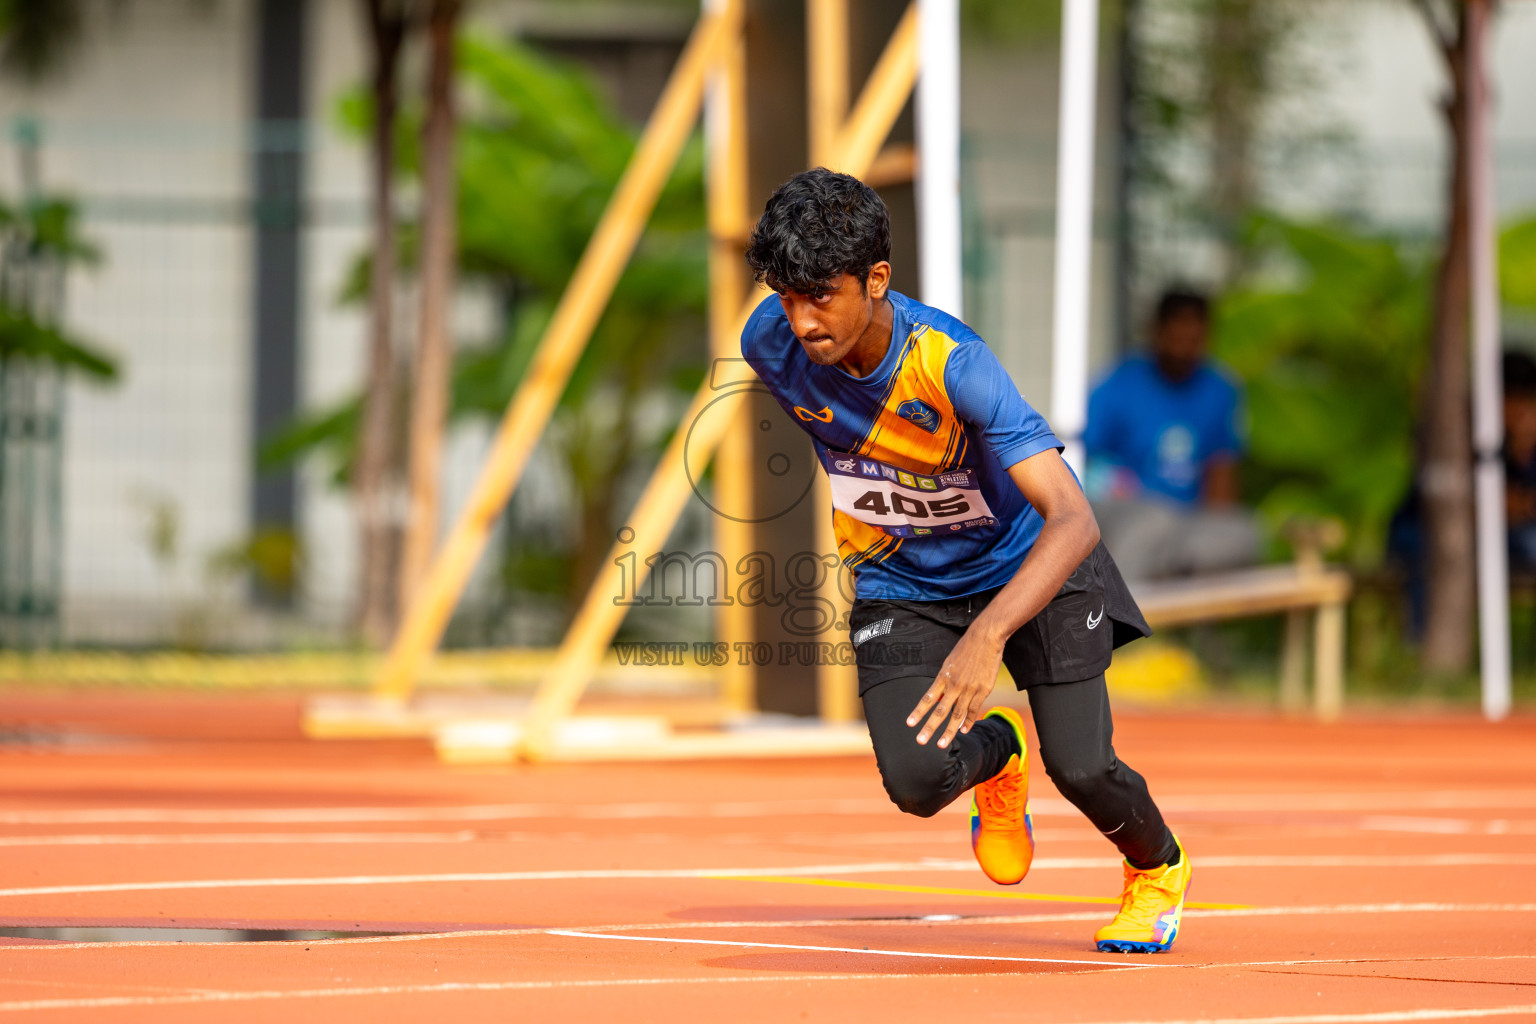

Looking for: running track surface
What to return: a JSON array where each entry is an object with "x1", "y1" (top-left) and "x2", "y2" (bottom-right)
[{"x1": 0, "y1": 691, "x2": 1534, "y2": 1023}]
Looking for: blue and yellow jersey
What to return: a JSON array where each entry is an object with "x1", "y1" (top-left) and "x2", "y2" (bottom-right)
[{"x1": 742, "y1": 290, "x2": 1064, "y2": 601}]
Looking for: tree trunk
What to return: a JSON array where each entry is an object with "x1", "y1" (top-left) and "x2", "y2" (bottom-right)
[
  {"x1": 1206, "y1": 0, "x2": 1258, "y2": 284},
  {"x1": 397, "y1": 0, "x2": 460, "y2": 614},
  {"x1": 355, "y1": 0, "x2": 407, "y2": 647},
  {"x1": 1420, "y1": 5, "x2": 1476, "y2": 674}
]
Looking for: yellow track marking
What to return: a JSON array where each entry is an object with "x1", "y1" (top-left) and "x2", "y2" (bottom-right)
[{"x1": 710, "y1": 874, "x2": 1250, "y2": 910}]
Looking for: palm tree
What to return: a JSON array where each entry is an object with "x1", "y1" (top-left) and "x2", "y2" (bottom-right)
[
  {"x1": 1410, "y1": 0, "x2": 1490, "y2": 673},
  {"x1": 355, "y1": 0, "x2": 414, "y2": 646},
  {"x1": 397, "y1": 0, "x2": 461, "y2": 616}
]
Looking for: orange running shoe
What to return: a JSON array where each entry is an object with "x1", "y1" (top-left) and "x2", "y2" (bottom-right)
[
  {"x1": 969, "y1": 706, "x2": 1034, "y2": 885},
  {"x1": 1094, "y1": 837, "x2": 1191, "y2": 953}
]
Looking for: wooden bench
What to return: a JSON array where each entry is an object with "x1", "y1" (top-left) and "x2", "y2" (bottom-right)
[{"x1": 1131, "y1": 532, "x2": 1353, "y2": 720}]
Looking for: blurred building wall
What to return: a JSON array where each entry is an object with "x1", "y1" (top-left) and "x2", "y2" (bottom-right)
[
  {"x1": 1123, "y1": 0, "x2": 1536, "y2": 321},
  {"x1": 1311, "y1": 0, "x2": 1536, "y2": 227},
  {"x1": 958, "y1": 27, "x2": 1122, "y2": 425},
  {"x1": 0, "y1": 1, "x2": 256, "y2": 646},
  {"x1": 0, "y1": 0, "x2": 1529, "y2": 649}
]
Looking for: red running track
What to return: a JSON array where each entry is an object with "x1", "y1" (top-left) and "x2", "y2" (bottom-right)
[{"x1": 0, "y1": 691, "x2": 1533, "y2": 1023}]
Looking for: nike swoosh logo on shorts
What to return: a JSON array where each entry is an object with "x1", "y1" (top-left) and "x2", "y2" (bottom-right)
[{"x1": 1087, "y1": 607, "x2": 1104, "y2": 629}]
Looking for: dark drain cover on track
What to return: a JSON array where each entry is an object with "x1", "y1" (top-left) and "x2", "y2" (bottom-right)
[{"x1": 0, "y1": 926, "x2": 416, "y2": 944}]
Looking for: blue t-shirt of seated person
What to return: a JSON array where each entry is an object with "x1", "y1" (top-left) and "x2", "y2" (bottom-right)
[{"x1": 1083, "y1": 355, "x2": 1245, "y2": 506}]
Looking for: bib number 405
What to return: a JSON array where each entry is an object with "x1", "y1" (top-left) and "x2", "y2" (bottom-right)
[{"x1": 851, "y1": 490, "x2": 970, "y2": 520}]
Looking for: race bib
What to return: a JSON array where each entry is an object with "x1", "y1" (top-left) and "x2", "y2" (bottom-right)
[{"x1": 822, "y1": 449, "x2": 997, "y2": 538}]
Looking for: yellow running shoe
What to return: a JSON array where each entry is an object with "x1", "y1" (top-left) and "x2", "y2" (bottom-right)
[
  {"x1": 1094, "y1": 838, "x2": 1190, "y2": 953},
  {"x1": 969, "y1": 706, "x2": 1033, "y2": 885}
]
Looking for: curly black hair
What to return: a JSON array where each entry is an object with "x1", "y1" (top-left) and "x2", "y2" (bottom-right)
[
  {"x1": 1154, "y1": 287, "x2": 1210, "y2": 326},
  {"x1": 744, "y1": 168, "x2": 891, "y2": 295}
]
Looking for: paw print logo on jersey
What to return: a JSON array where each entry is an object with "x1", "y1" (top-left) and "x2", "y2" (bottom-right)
[{"x1": 685, "y1": 359, "x2": 818, "y2": 524}]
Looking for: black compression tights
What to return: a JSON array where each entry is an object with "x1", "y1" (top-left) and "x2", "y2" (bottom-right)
[{"x1": 861, "y1": 673, "x2": 1178, "y2": 869}]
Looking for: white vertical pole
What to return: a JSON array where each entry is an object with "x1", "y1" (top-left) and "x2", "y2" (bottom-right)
[
  {"x1": 1468, "y1": 0, "x2": 1510, "y2": 722},
  {"x1": 917, "y1": 0, "x2": 964, "y2": 320},
  {"x1": 1051, "y1": 0, "x2": 1100, "y2": 472}
]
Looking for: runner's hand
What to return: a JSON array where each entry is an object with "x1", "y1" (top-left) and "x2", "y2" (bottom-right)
[{"x1": 907, "y1": 630, "x2": 1003, "y2": 748}]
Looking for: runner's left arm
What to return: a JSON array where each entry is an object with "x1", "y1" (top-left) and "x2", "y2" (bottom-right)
[{"x1": 909, "y1": 450, "x2": 1099, "y2": 747}]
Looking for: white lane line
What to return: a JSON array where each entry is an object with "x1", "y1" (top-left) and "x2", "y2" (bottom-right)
[
  {"x1": 1357, "y1": 817, "x2": 1536, "y2": 836},
  {"x1": 1, "y1": 828, "x2": 1532, "y2": 849},
  {"x1": 374, "y1": 915, "x2": 1124, "y2": 945},
  {"x1": 0, "y1": 861, "x2": 968, "y2": 899},
  {"x1": 1178, "y1": 855, "x2": 1536, "y2": 869},
  {"x1": 0, "y1": 799, "x2": 896, "y2": 826},
  {"x1": 1, "y1": 824, "x2": 1532, "y2": 849},
  {"x1": 1074, "y1": 1008, "x2": 1536, "y2": 1024},
  {"x1": 1358, "y1": 817, "x2": 1478, "y2": 835},
  {"x1": 0, "y1": 974, "x2": 1012, "y2": 1014},
  {"x1": 2, "y1": 853, "x2": 1532, "y2": 901},
  {"x1": 2, "y1": 789, "x2": 1535, "y2": 825},
  {"x1": 1, "y1": 916, "x2": 1117, "y2": 951},
  {"x1": 0, "y1": 831, "x2": 967, "y2": 849},
  {"x1": 1204, "y1": 955, "x2": 1536, "y2": 970},
  {"x1": 1193, "y1": 902, "x2": 1536, "y2": 919},
  {"x1": 0, "y1": 986, "x2": 1529, "y2": 1019},
  {"x1": 1160, "y1": 792, "x2": 1536, "y2": 813},
  {"x1": 0, "y1": 832, "x2": 483, "y2": 848},
  {"x1": 543, "y1": 928, "x2": 1151, "y2": 968},
  {"x1": 9, "y1": 907, "x2": 1536, "y2": 953}
]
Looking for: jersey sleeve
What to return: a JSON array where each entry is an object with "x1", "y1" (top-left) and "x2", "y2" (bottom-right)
[
  {"x1": 739, "y1": 293, "x2": 782, "y2": 376},
  {"x1": 944, "y1": 339, "x2": 1062, "y2": 469}
]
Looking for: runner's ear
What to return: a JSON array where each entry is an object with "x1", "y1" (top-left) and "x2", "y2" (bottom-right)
[{"x1": 864, "y1": 261, "x2": 891, "y2": 301}]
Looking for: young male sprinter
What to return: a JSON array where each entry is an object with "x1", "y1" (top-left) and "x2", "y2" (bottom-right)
[{"x1": 740, "y1": 169, "x2": 1190, "y2": 953}]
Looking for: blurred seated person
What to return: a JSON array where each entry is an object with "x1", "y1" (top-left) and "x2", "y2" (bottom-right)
[
  {"x1": 1388, "y1": 348, "x2": 1536, "y2": 637},
  {"x1": 1082, "y1": 287, "x2": 1260, "y2": 582},
  {"x1": 1501, "y1": 350, "x2": 1536, "y2": 569}
]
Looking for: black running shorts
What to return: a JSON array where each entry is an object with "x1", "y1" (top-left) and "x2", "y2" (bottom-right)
[{"x1": 847, "y1": 542, "x2": 1151, "y2": 695}]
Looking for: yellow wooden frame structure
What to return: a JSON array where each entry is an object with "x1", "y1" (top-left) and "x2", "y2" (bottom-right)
[{"x1": 343, "y1": 1, "x2": 921, "y2": 761}]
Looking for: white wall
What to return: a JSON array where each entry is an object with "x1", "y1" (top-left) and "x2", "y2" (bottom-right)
[
  {"x1": 3, "y1": 0, "x2": 1530, "y2": 645},
  {"x1": 0, "y1": 0, "x2": 255, "y2": 644},
  {"x1": 1279, "y1": 0, "x2": 1536, "y2": 227},
  {"x1": 299, "y1": 0, "x2": 371, "y2": 629},
  {"x1": 0, "y1": 0, "x2": 516, "y2": 645},
  {"x1": 959, "y1": 33, "x2": 1121, "y2": 425}
]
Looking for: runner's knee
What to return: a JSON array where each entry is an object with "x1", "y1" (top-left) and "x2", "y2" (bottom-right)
[
  {"x1": 877, "y1": 759, "x2": 951, "y2": 818},
  {"x1": 1039, "y1": 745, "x2": 1116, "y2": 809}
]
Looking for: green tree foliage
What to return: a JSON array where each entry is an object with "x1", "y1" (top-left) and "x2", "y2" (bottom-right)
[
  {"x1": 445, "y1": 35, "x2": 706, "y2": 426},
  {"x1": 1215, "y1": 212, "x2": 1536, "y2": 569},
  {"x1": 1214, "y1": 216, "x2": 1429, "y2": 565},
  {"x1": 0, "y1": 196, "x2": 116, "y2": 380},
  {"x1": 1127, "y1": 0, "x2": 1326, "y2": 284},
  {"x1": 960, "y1": 0, "x2": 1063, "y2": 41},
  {"x1": 1502, "y1": 214, "x2": 1536, "y2": 312},
  {"x1": 265, "y1": 35, "x2": 706, "y2": 604}
]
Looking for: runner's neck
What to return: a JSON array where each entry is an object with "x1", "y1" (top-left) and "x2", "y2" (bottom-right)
[{"x1": 836, "y1": 297, "x2": 895, "y2": 379}]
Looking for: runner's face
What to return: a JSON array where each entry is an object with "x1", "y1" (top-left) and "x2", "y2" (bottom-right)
[{"x1": 777, "y1": 266, "x2": 889, "y2": 367}]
